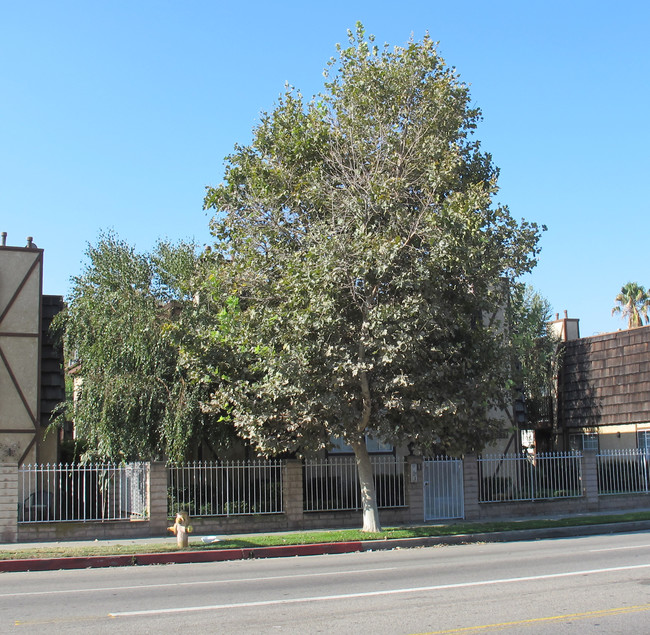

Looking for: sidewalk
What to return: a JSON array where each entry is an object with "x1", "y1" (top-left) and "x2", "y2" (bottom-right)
[{"x1": 2, "y1": 511, "x2": 650, "y2": 573}]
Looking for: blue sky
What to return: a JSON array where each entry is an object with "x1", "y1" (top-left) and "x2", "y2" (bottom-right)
[{"x1": 2, "y1": 1, "x2": 648, "y2": 337}]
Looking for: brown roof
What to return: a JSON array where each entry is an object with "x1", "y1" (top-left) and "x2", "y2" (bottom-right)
[{"x1": 559, "y1": 325, "x2": 650, "y2": 428}]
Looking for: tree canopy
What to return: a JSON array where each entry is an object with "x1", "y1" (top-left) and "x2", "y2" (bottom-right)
[
  {"x1": 612, "y1": 282, "x2": 650, "y2": 329},
  {"x1": 53, "y1": 232, "x2": 236, "y2": 462},
  {"x1": 508, "y1": 283, "x2": 559, "y2": 431},
  {"x1": 204, "y1": 24, "x2": 543, "y2": 530}
]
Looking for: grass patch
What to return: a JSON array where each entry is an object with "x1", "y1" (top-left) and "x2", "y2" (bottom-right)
[{"x1": 3, "y1": 511, "x2": 650, "y2": 561}]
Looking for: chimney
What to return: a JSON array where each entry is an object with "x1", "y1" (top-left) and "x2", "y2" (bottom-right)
[{"x1": 549, "y1": 310, "x2": 580, "y2": 341}]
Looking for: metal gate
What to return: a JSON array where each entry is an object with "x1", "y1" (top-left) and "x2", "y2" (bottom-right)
[{"x1": 423, "y1": 457, "x2": 464, "y2": 520}]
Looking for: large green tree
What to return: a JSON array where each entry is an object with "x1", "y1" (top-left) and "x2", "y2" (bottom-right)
[
  {"x1": 54, "y1": 232, "x2": 235, "y2": 462},
  {"x1": 611, "y1": 282, "x2": 650, "y2": 328},
  {"x1": 204, "y1": 25, "x2": 543, "y2": 531}
]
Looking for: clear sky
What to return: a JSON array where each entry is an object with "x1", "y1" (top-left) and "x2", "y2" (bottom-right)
[{"x1": 2, "y1": 1, "x2": 648, "y2": 337}]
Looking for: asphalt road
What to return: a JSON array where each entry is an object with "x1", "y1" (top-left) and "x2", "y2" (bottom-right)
[{"x1": 2, "y1": 531, "x2": 650, "y2": 634}]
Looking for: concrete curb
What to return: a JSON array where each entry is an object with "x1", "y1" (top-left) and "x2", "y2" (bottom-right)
[
  {"x1": 0, "y1": 541, "x2": 366, "y2": 572},
  {"x1": 2, "y1": 520, "x2": 650, "y2": 573},
  {"x1": 360, "y1": 519, "x2": 650, "y2": 552}
]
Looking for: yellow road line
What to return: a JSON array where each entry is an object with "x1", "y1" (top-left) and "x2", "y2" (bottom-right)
[{"x1": 415, "y1": 603, "x2": 650, "y2": 634}]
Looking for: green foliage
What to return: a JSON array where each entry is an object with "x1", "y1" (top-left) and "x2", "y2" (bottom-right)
[
  {"x1": 58, "y1": 438, "x2": 88, "y2": 464},
  {"x1": 204, "y1": 24, "x2": 543, "y2": 460},
  {"x1": 611, "y1": 282, "x2": 650, "y2": 328},
  {"x1": 508, "y1": 283, "x2": 560, "y2": 426},
  {"x1": 52, "y1": 232, "x2": 238, "y2": 461}
]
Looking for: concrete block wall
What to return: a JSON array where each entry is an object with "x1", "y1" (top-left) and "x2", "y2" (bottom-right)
[
  {"x1": 148, "y1": 462, "x2": 169, "y2": 536},
  {"x1": 406, "y1": 456, "x2": 424, "y2": 524},
  {"x1": 582, "y1": 450, "x2": 600, "y2": 511},
  {"x1": 0, "y1": 464, "x2": 18, "y2": 543},
  {"x1": 463, "y1": 454, "x2": 480, "y2": 520},
  {"x1": 190, "y1": 513, "x2": 290, "y2": 536},
  {"x1": 17, "y1": 519, "x2": 151, "y2": 542},
  {"x1": 474, "y1": 497, "x2": 590, "y2": 520},
  {"x1": 283, "y1": 459, "x2": 305, "y2": 528}
]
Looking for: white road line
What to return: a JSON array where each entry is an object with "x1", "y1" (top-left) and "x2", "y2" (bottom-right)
[
  {"x1": 589, "y1": 544, "x2": 650, "y2": 553},
  {"x1": 0, "y1": 566, "x2": 397, "y2": 599},
  {"x1": 109, "y1": 563, "x2": 650, "y2": 618}
]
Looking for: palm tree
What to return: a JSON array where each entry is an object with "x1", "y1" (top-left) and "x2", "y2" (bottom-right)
[{"x1": 612, "y1": 282, "x2": 650, "y2": 328}]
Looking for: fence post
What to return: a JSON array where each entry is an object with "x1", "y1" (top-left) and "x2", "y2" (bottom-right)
[
  {"x1": 0, "y1": 463, "x2": 19, "y2": 543},
  {"x1": 406, "y1": 456, "x2": 424, "y2": 523},
  {"x1": 582, "y1": 450, "x2": 599, "y2": 511},
  {"x1": 283, "y1": 459, "x2": 304, "y2": 530},
  {"x1": 463, "y1": 454, "x2": 480, "y2": 520},
  {"x1": 148, "y1": 461, "x2": 169, "y2": 536}
]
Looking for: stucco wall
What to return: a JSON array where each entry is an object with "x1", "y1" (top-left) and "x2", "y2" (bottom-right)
[{"x1": 0, "y1": 246, "x2": 43, "y2": 465}]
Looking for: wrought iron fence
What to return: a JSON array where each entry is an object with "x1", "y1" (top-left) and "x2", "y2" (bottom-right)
[
  {"x1": 598, "y1": 449, "x2": 650, "y2": 494},
  {"x1": 18, "y1": 462, "x2": 148, "y2": 523},
  {"x1": 168, "y1": 460, "x2": 284, "y2": 517},
  {"x1": 303, "y1": 456, "x2": 406, "y2": 512},
  {"x1": 478, "y1": 452, "x2": 583, "y2": 503}
]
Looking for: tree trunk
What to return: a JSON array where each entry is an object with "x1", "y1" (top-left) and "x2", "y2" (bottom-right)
[
  {"x1": 350, "y1": 438, "x2": 382, "y2": 532},
  {"x1": 353, "y1": 313, "x2": 381, "y2": 532}
]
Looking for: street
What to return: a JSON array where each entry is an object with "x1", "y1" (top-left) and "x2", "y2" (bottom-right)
[{"x1": 2, "y1": 531, "x2": 650, "y2": 633}]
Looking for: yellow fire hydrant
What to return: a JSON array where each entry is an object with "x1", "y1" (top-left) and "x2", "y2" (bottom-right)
[{"x1": 168, "y1": 511, "x2": 193, "y2": 548}]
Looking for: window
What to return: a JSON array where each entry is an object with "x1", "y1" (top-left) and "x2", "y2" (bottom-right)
[
  {"x1": 328, "y1": 437, "x2": 353, "y2": 454},
  {"x1": 569, "y1": 432, "x2": 599, "y2": 451},
  {"x1": 520, "y1": 429, "x2": 535, "y2": 450},
  {"x1": 365, "y1": 435, "x2": 393, "y2": 453},
  {"x1": 328, "y1": 434, "x2": 394, "y2": 454},
  {"x1": 637, "y1": 430, "x2": 650, "y2": 452}
]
